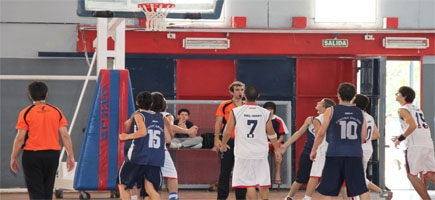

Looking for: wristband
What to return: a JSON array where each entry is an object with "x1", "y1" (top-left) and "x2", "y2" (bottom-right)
[
  {"x1": 267, "y1": 134, "x2": 277, "y2": 139},
  {"x1": 398, "y1": 134, "x2": 406, "y2": 142}
]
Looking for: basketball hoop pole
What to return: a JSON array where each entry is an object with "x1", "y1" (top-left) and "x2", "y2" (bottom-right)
[{"x1": 94, "y1": 18, "x2": 126, "y2": 75}]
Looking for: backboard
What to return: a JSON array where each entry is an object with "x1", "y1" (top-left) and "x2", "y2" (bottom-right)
[{"x1": 77, "y1": 0, "x2": 224, "y2": 19}]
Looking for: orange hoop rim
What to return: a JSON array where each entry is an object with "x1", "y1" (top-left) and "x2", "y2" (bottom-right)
[{"x1": 137, "y1": 3, "x2": 175, "y2": 12}]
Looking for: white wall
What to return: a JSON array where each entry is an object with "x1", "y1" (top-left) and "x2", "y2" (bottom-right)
[
  {"x1": 422, "y1": 56, "x2": 435, "y2": 140},
  {"x1": 1, "y1": 0, "x2": 435, "y2": 58}
]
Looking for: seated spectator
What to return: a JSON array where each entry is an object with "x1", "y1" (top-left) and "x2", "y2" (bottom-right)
[
  {"x1": 170, "y1": 108, "x2": 203, "y2": 149},
  {"x1": 263, "y1": 101, "x2": 289, "y2": 188}
]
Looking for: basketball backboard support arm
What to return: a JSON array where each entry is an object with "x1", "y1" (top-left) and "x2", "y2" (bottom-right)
[{"x1": 93, "y1": 18, "x2": 126, "y2": 75}]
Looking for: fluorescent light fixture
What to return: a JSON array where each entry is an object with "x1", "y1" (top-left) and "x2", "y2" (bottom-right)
[
  {"x1": 383, "y1": 37, "x2": 429, "y2": 49},
  {"x1": 183, "y1": 37, "x2": 230, "y2": 49}
]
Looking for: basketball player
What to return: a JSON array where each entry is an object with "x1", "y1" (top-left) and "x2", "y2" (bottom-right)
[
  {"x1": 151, "y1": 91, "x2": 198, "y2": 200},
  {"x1": 353, "y1": 94, "x2": 392, "y2": 200},
  {"x1": 220, "y1": 86, "x2": 282, "y2": 200},
  {"x1": 392, "y1": 86, "x2": 435, "y2": 200},
  {"x1": 310, "y1": 82, "x2": 370, "y2": 200},
  {"x1": 281, "y1": 98, "x2": 335, "y2": 200},
  {"x1": 125, "y1": 91, "x2": 197, "y2": 200},
  {"x1": 117, "y1": 91, "x2": 166, "y2": 200},
  {"x1": 214, "y1": 81, "x2": 247, "y2": 199}
]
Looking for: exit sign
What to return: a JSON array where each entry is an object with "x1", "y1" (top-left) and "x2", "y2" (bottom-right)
[{"x1": 322, "y1": 39, "x2": 349, "y2": 47}]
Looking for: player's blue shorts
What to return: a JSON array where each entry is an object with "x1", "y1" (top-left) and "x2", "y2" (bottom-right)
[
  {"x1": 317, "y1": 156, "x2": 368, "y2": 197},
  {"x1": 117, "y1": 161, "x2": 147, "y2": 190},
  {"x1": 140, "y1": 165, "x2": 163, "y2": 197}
]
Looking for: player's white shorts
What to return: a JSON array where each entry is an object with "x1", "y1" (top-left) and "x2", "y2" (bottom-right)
[
  {"x1": 232, "y1": 158, "x2": 270, "y2": 188},
  {"x1": 161, "y1": 150, "x2": 178, "y2": 179},
  {"x1": 406, "y1": 146, "x2": 435, "y2": 176},
  {"x1": 310, "y1": 147, "x2": 326, "y2": 178},
  {"x1": 362, "y1": 148, "x2": 373, "y2": 164},
  {"x1": 362, "y1": 148, "x2": 373, "y2": 181}
]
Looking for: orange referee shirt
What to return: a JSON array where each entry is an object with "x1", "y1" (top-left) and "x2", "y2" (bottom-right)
[
  {"x1": 15, "y1": 104, "x2": 68, "y2": 151},
  {"x1": 216, "y1": 100, "x2": 237, "y2": 138}
]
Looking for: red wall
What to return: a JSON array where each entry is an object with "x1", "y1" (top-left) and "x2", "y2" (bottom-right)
[
  {"x1": 294, "y1": 58, "x2": 357, "y2": 174},
  {"x1": 176, "y1": 59, "x2": 236, "y2": 100},
  {"x1": 77, "y1": 26, "x2": 435, "y2": 56},
  {"x1": 175, "y1": 59, "x2": 237, "y2": 134}
]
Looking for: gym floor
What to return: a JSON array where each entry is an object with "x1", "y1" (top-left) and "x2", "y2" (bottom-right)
[{"x1": 0, "y1": 188, "x2": 432, "y2": 200}]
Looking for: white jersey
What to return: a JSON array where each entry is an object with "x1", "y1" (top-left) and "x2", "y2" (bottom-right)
[
  {"x1": 310, "y1": 114, "x2": 328, "y2": 177},
  {"x1": 232, "y1": 104, "x2": 271, "y2": 159},
  {"x1": 161, "y1": 111, "x2": 173, "y2": 119},
  {"x1": 399, "y1": 104, "x2": 434, "y2": 149},
  {"x1": 316, "y1": 114, "x2": 328, "y2": 154},
  {"x1": 362, "y1": 112, "x2": 375, "y2": 160},
  {"x1": 160, "y1": 111, "x2": 178, "y2": 178},
  {"x1": 161, "y1": 111, "x2": 172, "y2": 149}
]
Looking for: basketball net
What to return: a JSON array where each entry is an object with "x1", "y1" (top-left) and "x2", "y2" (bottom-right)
[{"x1": 138, "y1": 3, "x2": 175, "y2": 31}]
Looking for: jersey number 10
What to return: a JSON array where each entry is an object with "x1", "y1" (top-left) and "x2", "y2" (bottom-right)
[{"x1": 339, "y1": 121, "x2": 358, "y2": 140}]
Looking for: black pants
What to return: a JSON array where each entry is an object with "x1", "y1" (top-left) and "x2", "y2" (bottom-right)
[
  {"x1": 22, "y1": 150, "x2": 60, "y2": 200},
  {"x1": 217, "y1": 138, "x2": 247, "y2": 200}
]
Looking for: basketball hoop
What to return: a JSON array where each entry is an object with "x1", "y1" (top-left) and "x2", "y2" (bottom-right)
[{"x1": 138, "y1": 3, "x2": 175, "y2": 31}]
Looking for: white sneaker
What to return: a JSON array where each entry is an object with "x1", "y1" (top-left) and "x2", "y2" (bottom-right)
[{"x1": 169, "y1": 142, "x2": 182, "y2": 149}]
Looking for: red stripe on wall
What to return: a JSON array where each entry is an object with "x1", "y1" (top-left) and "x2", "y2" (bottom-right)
[
  {"x1": 77, "y1": 27, "x2": 435, "y2": 56},
  {"x1": 98, "y1": 70, "x2": 110, "y2": 190},
  {"x1": 118, "y1": 70, "x2": 128, "y2": 169}
]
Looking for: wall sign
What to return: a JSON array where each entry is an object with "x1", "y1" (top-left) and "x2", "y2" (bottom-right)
[{"x1": 322, "y1": 39, "x2": 349, "y2": 47}]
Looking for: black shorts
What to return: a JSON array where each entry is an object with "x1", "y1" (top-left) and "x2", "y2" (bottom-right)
[
  {"x1": 295, "y1": 152, "x2": 313, "y2": 184},
  {"x1": 317, "y1": 156, "x2": 368, "y2": 197}
]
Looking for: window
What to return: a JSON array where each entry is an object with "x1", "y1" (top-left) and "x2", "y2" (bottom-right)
[{"x1": 315, "y1": 0, "x2": 377, "y2": 23}]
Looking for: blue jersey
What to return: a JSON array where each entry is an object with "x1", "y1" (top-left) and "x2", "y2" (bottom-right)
[
  {"x1": 302, "y1": 117, "x2": 315, "y2": 155},
  {"x1": 326, "y1": 105, "x2": 364, "y2": 157},
  {"x1": 126, "y1": 110, "x2": 165, "y2": 167},
  {"x1": 124, "y1": 110, "x2": 139, "y2": 157}
]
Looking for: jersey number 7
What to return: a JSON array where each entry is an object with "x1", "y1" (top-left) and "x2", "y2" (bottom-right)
[{"x1": 247, "y1": 120, "x2": 258, "y2": 138}]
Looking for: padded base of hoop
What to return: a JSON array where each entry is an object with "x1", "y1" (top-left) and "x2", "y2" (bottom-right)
[{"x1": 73, "y1": 69, "x2": 135, "y2": 190}]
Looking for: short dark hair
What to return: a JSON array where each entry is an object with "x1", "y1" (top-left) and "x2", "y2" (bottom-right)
[
  {"x1": 28, "y1": 81, "x2": 48, "y2": 101},
  {"x1": 244, "y1": 86, "x2": 259, "y2": 101},
  {"x1": 136, "y1": 91, "x2": 152, "y2": 110},
  {"x1": 263, "y1": 102, "x2": 276, "y2": 114},
  {"x1": 151, "y1": 91, "x2": 166, "y2": 112},
  {"x1": 229, "y1": 81, "x2": 245, "y2": 92},
  {"x1": 177, "y1": 108, "x2": 190, "y2": 115},
  {"x1": 398, "y1": 86, "x2": 415, "y2": 103},
  {"x1": 338, "y1": 82, "x2": 356, "y2": 101},
  {"x1": 354, "y1": 94, "x2": 370, "y2": 111},
  {"x1": 322, "y1": 98, "x2": 336, "y2": 108}
]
